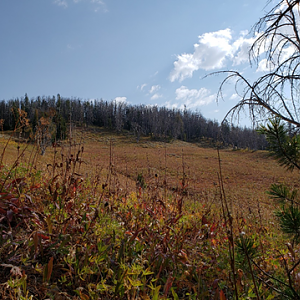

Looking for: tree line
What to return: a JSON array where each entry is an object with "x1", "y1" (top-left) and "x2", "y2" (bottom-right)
[{"x1": 0, "y1": 93, "x2": 267, "y2": 149}]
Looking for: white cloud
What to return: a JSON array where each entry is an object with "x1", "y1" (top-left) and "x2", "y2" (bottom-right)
[
  {"x1": 138, "y1": 83, "x2": 147, "y2": 91},
  {"x1": 169, "y1": 29, "x2": 255, "y2": 82},
  {"x1": 149, "y1": 85, "x2": 161, "y2": 94},
  {"x1": 165, "y1": 86, "x2": 215, "y2": 110},
  {"x1": 230, "y1": 93, "x2": 239, "y2": 100},
  {"x1": 73, "y1": 0, "x2": 104, "y2": 3},
  {"x1": 163, "y1": 101, "x2": 176, "y2": 109},
  {"x1": 54, "y1": 0, "x2": 106, "y2": 10},
  {"x1": 232, "y1": 33, "x2": 256, "y2": 66},
  {"x1": 114, "y1": 97, "x2": 127, "y2": 103},
  {"x1": 256, "y1": 42, "x2": 295, "y2": 72},
  {"x1": 256, "y1": 58, "x2": 276, "y2": 72},
  {"x1": 175, "y1": 86, "x2": 215, "y2": 107},
  {"x1": 281, "y1": 45, "x2": 295, "y2": 62},
  {"x1": 169, "y1": 53, "x2": 198, "y2": 83},
  {"x1": 54, "y1": 0, "x2": 68, "y2": 8},
  {"x1": 151, "y1": 93, "x2": 162, "y2": 100},
  {"x1": 91, "y1": 0, "x2": 106, "y2": 12},
  {"x1": 91, "y1": 0, "x2": 104, "y2": 4}
]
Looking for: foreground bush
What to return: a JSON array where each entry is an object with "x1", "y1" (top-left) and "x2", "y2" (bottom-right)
[{"x1": 0, "y1": 122, "x2": 298, "y2": 299}]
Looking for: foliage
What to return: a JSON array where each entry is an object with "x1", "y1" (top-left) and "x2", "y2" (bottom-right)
[
  {"x1": 5, "y1": 1, "x2": 300, "y2": 297},
  {"x1": 268, "y1": 183, "x2": 298, "y2": 205},
  {"x1": 258, "y1": 118, "x2": 300, "y2": 171},
  {"x1": 275, "y1": 205, "x2": 300, "y2": 244},
  {"x1": 0, "y1": 110, "x2": 297, "y2": 299}
]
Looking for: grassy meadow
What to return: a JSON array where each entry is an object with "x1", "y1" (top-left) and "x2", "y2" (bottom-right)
[{"x1": 0, "y1": 127, "x2": 299, "y2": 299}]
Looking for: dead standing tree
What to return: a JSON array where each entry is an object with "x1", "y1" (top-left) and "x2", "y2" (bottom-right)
[{"x1": 216, "y1": 0, "x2": 300, "y2": 127}]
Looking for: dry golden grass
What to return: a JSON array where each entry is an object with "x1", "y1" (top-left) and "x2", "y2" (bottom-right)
[
  {"x1": 57, "y1": 128, "x2": 299, "y2": 221},
  {"x1": 1, "y1": 127, "x2": 296, "y2": 224}
]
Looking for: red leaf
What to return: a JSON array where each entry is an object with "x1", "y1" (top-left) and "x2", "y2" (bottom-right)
[
  {"x1": 220, "y1": 290, "x2": 226, "y2": 300},
  {"x1": 65, "y1": 201, "x2": 73, "y2": 211},
  {"x1": 0, "y1": 193, "x2": 14, "y2": 200},
  {"x1": 37, "y1": 233, "x2": 50, "y2": 240},
  {"x1": 11, "y1": 178, "x2": 24, "y2": 185},
  {"x1": 210, "y1": 223, "x2": 217, "y2": 233},
  {"x1": 129, "y1": 229, "x2": 141, "y2": 242},
  {"x1": 30, "y1": 184, "x2": 41, "y2": 190},
  {"x1": 47, "y1": 257, "x2": 54, "y2": 281},
  {"x1": 164, "y1": 275, "x2": 174, "y2": 296},
  {"x1": 32, "y1": 219, "x2": 43, "y2": 227},
  {"x1": 79, "y1": 291, "x2": 89, "y2": 300},
  {"x1": 10, "y1": 205, "x2": 19, "y2": 214},
  {"x1": 10, "y1": 198, "x2": 19, "y2": 205}
]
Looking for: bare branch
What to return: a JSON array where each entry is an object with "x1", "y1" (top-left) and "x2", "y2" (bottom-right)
[{"x1": 208, "y1": 1, "x2": 300, "y2": 127}]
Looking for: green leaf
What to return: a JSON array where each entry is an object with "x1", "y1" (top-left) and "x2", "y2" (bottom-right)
[{"x1": 171, "y1": 287, "x2": 179, "y2": 300}]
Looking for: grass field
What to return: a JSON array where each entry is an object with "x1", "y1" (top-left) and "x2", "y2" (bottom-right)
[
  {"x1": 65, "y1": 127, "x2": 298, "y2": 220},
  {"x1": 0, "y1": 127, "x2": 299, "y2": 299}
]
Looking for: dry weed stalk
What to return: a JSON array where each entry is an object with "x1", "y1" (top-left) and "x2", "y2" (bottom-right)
[{"x1": 217, "y1": 148, "x2": 240, "y2": 300}]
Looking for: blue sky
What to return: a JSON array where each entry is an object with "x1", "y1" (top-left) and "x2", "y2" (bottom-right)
[{"x1": 0, "y1": 0, "x2": 269, "y2": 124}]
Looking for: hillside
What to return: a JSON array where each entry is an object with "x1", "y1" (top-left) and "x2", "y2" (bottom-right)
[
  {"x1": 0, "y1": 95, "x2": 266, "y2": 150},
  {"x1": 0, "y1": 127, "x2": 298, "y2": 299}
]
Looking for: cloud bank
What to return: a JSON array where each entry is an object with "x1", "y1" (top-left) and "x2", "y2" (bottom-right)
[
  {"x1": 169, "y1": 29, "x2": 255, "y2": 82},
  {"x1": 114, "y1": 97, "x2": 127, "y2": 103},
  {"x1": 164, "y1": 86, "x2": 215, "y2": 111},
  {"x1": 175, "y1": 86, "x2": 215, "y2": 107},
  {"x1": 151, "y1": 93, "x2": 162, "y2": 100}
]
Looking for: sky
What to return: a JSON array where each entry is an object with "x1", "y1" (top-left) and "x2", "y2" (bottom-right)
[{"x1": 0, "y1": 0, "x2": 270, "y2": 124}]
